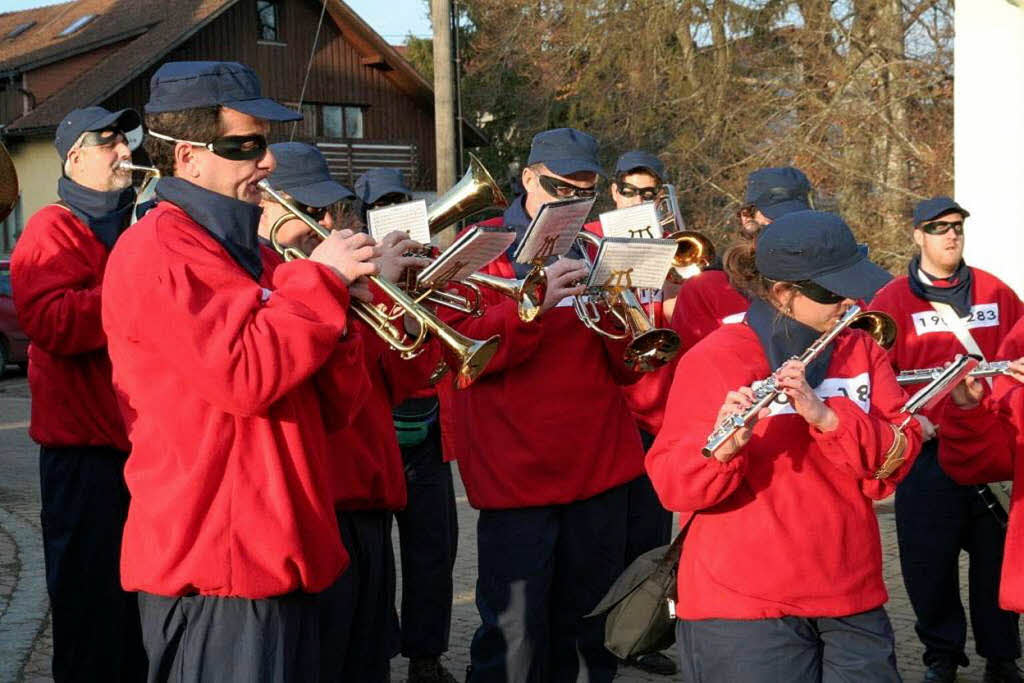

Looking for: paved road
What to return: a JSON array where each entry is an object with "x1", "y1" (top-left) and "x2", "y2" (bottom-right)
[{"x1": 0, "y1": 368, "x2": 1001, "y2": 682}]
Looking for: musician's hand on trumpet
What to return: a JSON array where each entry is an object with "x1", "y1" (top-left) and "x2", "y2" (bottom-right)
[
  {"x1": 374, "y1": 231, "x2": 432, "y2": 283},
  {"x1": 773, "y1": 359, "x2": 838, "y2": 432},
  {"x1": 713, "y1": 387, "x2": 769, "y2": 462},
  {"x1": 309, "y1": 229, "x2": 379, "y2": 304},
  {"x1": 539, "y1": 257, "x2": 588, "y2": 315}
]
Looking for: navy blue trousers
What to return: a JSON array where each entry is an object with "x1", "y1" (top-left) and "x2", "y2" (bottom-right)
[
  {"x1": 468, "y1": 482, "x2": 629, "y2": 683},
  {"x1": 895, "y1": 439, "x2": 1020, "y2": 667},
  {"x1": 138, "y1": 591, "x2": 319, "y2": 683},
  {"x1": 394, "y1": 419, "x2": 458, "y2": 658},
  {"x1": 318, "y1": 508, "x2": 400, "y2": 682},
  {"x1": 624, "y1": 430, "x2": 673, "y2": 567},
  {"x1": 39, "y1": 445, "x2": 146, "y2": 683},
  {"x1": 676, "y1": 608, "x2": 901, "y2": 683}
]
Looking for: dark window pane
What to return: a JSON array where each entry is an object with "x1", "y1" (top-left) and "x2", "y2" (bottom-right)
[
  {"x1": 257, "y1": 0, "x2": 278, "y2": 41},
  {"x1": 322, "y1": 105, "x2": 343, "y2": 138},
  {"x1": 343, "y1": 107, "x2": 364, "y2": 139}
]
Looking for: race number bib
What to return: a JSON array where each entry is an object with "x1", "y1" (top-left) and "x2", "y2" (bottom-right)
[
  {"x1": 767, "y1": 372, "x2": 871, "y2": 417},
  {"x1": 911, "y1": 303, "x2": 1000, "y2": 336},
  {"x1": 721, "y1": 311, "x2": 746, "y2": 325}
]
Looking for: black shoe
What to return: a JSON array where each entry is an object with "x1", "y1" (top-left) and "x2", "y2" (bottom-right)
[
  {"x1": 923, "y1": 659, "x2": 957, "y2": 683},
  {"x1": 625, "y1": 651, "x2": 678, "y2": 676},
  {"x1": 985, "y1": 659, "x2": 1023, "y2": 683},
  {"x1": 408, "y1": 657, "x2": 458, "y2": 683}
]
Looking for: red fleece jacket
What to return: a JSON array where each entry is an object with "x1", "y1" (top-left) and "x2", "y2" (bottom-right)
[
  {"x1": 647, "y1": 323, "x2": 921, "y2": 619},
  {"x1": 103, "y1": 203, "x2": 370, "y2": 598},
  {"x1": 11, "y1": 205, "x2": 129, "y2": 450}
]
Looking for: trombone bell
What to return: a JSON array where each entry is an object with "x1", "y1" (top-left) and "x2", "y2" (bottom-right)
[{"x1": 850, "y1": 311, "x2": 898, "y2": 350}]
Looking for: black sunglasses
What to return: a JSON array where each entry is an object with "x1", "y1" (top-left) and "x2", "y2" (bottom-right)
[
  {"x1": 297, "y1": 203, "x2": 329, "y2": 221},
  {"x1": 920, "y1": 220, "x2": 964, "y2": 236},
  {"x1": 148, "y1": 130, "x2": 269, "y2": 161},
  {"x1": 794, "y1": 280, "x2": 846, "y2": 304},
  {"x1": 616, "y1": 181, "x2": 659, "y2": 201},
  {"x1": 78, "y1": 129, "x2": 127, "y2": 150},
  {"x1": 537, "y1": 174, "x2": 597, "y2": 200}
]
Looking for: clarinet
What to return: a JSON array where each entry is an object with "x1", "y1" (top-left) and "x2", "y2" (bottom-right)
[{"x1": 896, "y1": 360, "x2": 1011, "y2": 386}]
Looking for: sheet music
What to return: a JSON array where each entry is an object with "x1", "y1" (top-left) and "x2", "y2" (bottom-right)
[
  {"x1": 587, "y1": 237, "x2": 677, "y2": 289},
  {"x1": 512, "y1": 197, "x2": 595, "y2": 264},
  {"x1": 367, "y1": 199, "x2": 431, "y2": 244},
  {"x1": 599, "y1": 203, "x2": 663, "y2": 239},
  {"x1": 416, "y1": 227, "x2": 516, "y2": 289}
]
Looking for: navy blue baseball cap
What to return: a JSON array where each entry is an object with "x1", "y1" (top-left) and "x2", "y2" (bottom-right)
[
  {"x1": 745, "y1": 167, "x2": 811, "y2": 220},
  {"x1": 55, "y1": 106, "x2": 142, "y2": 160},
  {"x1": 614, "y1": 150, "x2": 665, "y2": 181},
  {"x1": 145, "y1": 61, "x2": 301, "y2": 122},
  {"x1": 355, "y1": 168, "x2": 412, "y2": 205},
  {"x1": 526, "y1": 128, "x2": 603, "y2": 176},
  {"x1": 913, "y1": 196, "x2": 970, "y2": 226},
  {"x1": 756, "y1": 210, "x2": 892, "y2": 300},
  {"x1": 267, "y1": 143, "x2": 353, "y2": 208}
]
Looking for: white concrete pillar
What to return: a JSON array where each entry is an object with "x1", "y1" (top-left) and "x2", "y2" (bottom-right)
[{"x1": 956, "y1": 1, "x2": 1024, "y2": 295}]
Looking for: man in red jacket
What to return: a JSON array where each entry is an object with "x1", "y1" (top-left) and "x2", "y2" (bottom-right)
[
  {"x1": 605, "y1": 149, "x2": 678, "y2": 676},
  {"x1": 101, "y1": 61, "x2": 377, "y2": 681},
  {"x1": 441, "y1": 127, "x2": 643, "y2": 682},
  {"x1": 869, "y1": 197, "x2": 1023, "y2": 683},
  {"x1": 354, "y1": 166, "x2": 461, "y2": 683},
  {"x1": 11, "y1": 105, "x2": 148, "y2": 682}
]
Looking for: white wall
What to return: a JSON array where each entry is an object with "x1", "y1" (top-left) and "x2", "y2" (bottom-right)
[{"x1": 956, "y1": 1, "x2": 1024, "y2": 295}]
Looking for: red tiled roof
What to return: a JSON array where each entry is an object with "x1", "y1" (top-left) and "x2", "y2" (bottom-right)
[{"x1": 1, "y1": 0, "x2": 438, "y2": 136}]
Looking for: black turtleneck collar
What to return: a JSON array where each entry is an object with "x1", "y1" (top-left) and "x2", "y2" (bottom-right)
[
  {"x1": 746, "y1": 297, "x2": 834, "y2": 389},
  {"x1": 57, "y1": 176, "x2": 135, "y2": 250},
  {"x1": 155, "y1": 177, "x2": 264, "y2": 281},
  {"x1": 907, "y1": 254, "x2": 973, "y2": 318}
]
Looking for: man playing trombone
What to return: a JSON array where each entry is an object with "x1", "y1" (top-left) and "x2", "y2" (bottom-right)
[
  {"x1": 101, "y1": 61, "x2": 379, "y2": 680},
  {"x1": 441, "y1": 127, "x2": 644, "y2": 682}
]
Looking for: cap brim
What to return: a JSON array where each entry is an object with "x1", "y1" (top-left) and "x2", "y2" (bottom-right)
[
  {"x1": 812, "y1": 257, "x2": 893, "y2": 301},
  {"x1": 760, "y1": 198, "x2": 810, "y2": 220},
  {"x1": 364, "y1": 183, "x2": 412, "y2": 204},
  {"x1": 225, "y1": 99, "x2": 302, "y2": 122},
  {"x1": 288, "y1": 180, "x2": 355, "y2": 207},
  {"x1": 544, "y1": 158, "x2": 604, "y2": 176}
]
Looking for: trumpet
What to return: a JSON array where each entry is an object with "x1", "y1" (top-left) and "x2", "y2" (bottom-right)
[
  {"x1": 897, "y1": 360, "x2": 1012, "y2": 386},
  {"x1": 402, "y1": 260, "x2": 547, "y2": 324},
  {"x1": 665, "y1": 230, "x2": 715, "y2": 281},
  {"x1": 572, "y1": 231, "x2": 681, "y2": 372},
  {"x1": 258, "y1": 179, "x2": 500, "y2": 389},
  {"x1": 119, "y1": 161, "x2": 161, "y2": 224},
  {"x1": 702, "y1": 305, "x2": 898, "y2": 458}
]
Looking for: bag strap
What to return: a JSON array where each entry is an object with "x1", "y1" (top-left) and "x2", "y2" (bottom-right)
[{"x1": 658, "y1": 512, "x2": 697, "y2": 572}]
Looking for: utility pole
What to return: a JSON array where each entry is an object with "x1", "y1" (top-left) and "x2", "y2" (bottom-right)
[{"x1": 432, "y1": 0, "x2": 457, "y2": 196}]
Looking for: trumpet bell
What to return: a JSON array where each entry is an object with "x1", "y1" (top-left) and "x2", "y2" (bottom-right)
[
  {"x1": 450, "y1": 334, "x2": 501, "y2": 389},
  {"x1": 850, "y1": 311, "x2": 898, "y2": 350},
  {"x1": 625, "y1": 328, "x2": 682, "y2": 373}
]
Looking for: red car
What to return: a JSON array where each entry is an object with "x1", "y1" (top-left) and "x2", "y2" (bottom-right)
[{"x1": 0, "y1": 258, "x2": 29, "y2": 375}]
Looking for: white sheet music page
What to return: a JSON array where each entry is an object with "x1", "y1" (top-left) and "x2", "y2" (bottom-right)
[
  {"x1": 512, "y1": 197, "x2": 595, "y2": 264},
  {"x1": 367, "y1": 199, "x2": 431, "y2": 244},
  {"x1": 416, "y1": 227, "x2": 516, "y2": 289},
  {"x1": 587, "y1": 237, "x2": 677, "y2": 289},
  {"x1": 598, "y1": 203, "x2": 663, "y2": 239}
]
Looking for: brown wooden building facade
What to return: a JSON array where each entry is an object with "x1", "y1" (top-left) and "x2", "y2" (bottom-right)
[{"x1": 0, "y1": 0, "x2": 470, "y2": 251}]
